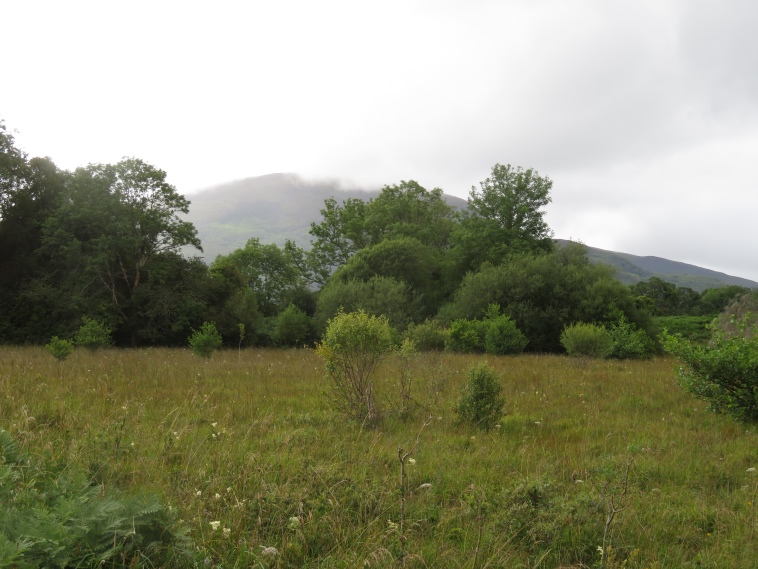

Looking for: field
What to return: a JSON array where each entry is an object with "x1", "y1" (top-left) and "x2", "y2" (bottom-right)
[{"x1": 1, "y1": 347, "x2": 757, "y2": 568}]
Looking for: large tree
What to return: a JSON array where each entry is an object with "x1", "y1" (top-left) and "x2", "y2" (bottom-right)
[
  {"x1": 41, "y1": 158, "x2": 202, "y2": 325},
  {"x1": 308, "y1": 181, "x2": 457, "y2": 284},
  {"x1": 451, "y1": 164, "x2": 554, "y2": 276}
]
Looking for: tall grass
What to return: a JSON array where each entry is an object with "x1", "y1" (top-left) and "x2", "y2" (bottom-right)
[{"x1": 1, "y1": 347, "x2": 756, "y2": 567}]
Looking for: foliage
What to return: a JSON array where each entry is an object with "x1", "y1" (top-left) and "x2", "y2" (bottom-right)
[
  {"x1": 0, "y1": 429, "x2": 188, "y2": 567},
  {"x1": 73, "y1": 317, "x2": 113, "y2": 350},
  {"x1": 314, "y1": 275, "x2": 417, "y2": 334},
  {"x1": 663, "y1": 325, "x2": 758, "y2": 422},
  {"x1": 441, "y1": 243, "x2": 653, "y2": 352},
  {"x1": 446, "y1": 319, "x2": 488, "y2": 353},
  {"x1": 483, "y1": 304, "x2": 529, "y2": 355},
  {"x1": 698, "y1": 285, "x2": 751, "y2": 315},
  {"x1": 654, "y1": 315, "x2": 713, "y2": 343},
  {"x1": 317, "y1": 310, "x2": 394, "y2": 423},
  {"x1": 560, "y1": 322, "x2": 613, "y2": 359},
  {"x1": 446, "y1": 306, "x2": 528, "y2": 355},
  {"x1": 335, "y1": 236, "x2": 448, "y2": 317},
  {"x1": 211, "y1": 237, "x2": 313, "y2": 317},
  {"x1": 607, "y1": 314, "x2": 655, "y2": 359},
  {"x1": 45, "y1": 336, "x2": 74, "y2": 361},
  {"x1": 630, "y1": 277, "x2": 700, "y2": 316},
  {"x1": 402, "y1": 320, "x2": 448, "y2": 351},
  {"x1": 451, "y1": 163, "x2": 554, "y2": 276},
  {"x1": 308, "y1": 181, "x2": 456, "y2": 285},
  {"x1": 188, "y1": 321, "x2": 223, "y2": 358},
  {"x1": 273, "y1": 304, "x2": 312, "y2": 347},
  {"x1": 456, "y1": 363, "x2": 505, "y2": 430}
]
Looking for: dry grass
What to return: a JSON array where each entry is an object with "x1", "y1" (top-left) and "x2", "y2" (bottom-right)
[{"x1": 1, "y1": 346, "x2": 757, "y2": 568}]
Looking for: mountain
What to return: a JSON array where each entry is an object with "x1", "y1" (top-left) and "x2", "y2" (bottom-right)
[
  {"x1": 183, "y1": 174, "x2": 757, "y2": 291},
  {"x1": 183, "y1": 173, "x2": 467, "y2": 262},
  {"x1": 556, "y1": 240, "x2": 758, "y2": 291}
]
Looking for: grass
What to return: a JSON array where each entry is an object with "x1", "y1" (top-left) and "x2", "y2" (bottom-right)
[{"x1": 1, "y1": 347, "x2": 757, "y2": 568}]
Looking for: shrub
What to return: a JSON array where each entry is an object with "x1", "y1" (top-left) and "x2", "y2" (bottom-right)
[
  {"x1": 403, "y1": 320, "x2": 448, "y2": 351},
  {"x1": 456, "y1": 363, "x2": 505, "y2": 430},
  {"x1": 46, "y1": 336, "x2": 74, "y2": 361},
  {"x1": 663, "y1": 326, "x2": 758, "y2": 423},
  {"x1": 447, "y1": 319, "x2": 487, "y2": 353},
  {"x1": 188, "y1": 321, "x2": 223, "y2": 358},
  {"x1": 484, "y1": 313, "x2": 528, "y2": 355},
  {"x1": 273, "y1": 304, "x2": 312, "y2": 347},
  {"x1": 73, "y1": 317, "x2": 113, "y2": 350},
  {"x1": 560, "y1": 322, "x2": 613, "y2": 359},
  {"x1": 607, "y1": 316, "x2": 654, "y2": 359},
  {"x1": 317, "y1": 310, "x2": 394, "y2": 423}
]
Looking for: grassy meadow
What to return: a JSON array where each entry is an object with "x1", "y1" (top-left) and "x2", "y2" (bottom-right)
[{"x1": 1, "y1": 347, "x2": 757, "y2": 568}]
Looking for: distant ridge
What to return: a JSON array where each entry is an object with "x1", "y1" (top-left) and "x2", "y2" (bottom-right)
[
  {"x1": 556, "y1": 239, "x2": 758, "y2": 292},
  {"x1": 183, "y1": 174, "x2": 757, "y2": 291}
]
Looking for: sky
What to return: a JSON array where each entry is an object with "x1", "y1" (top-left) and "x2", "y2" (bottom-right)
[{"x1": 3, "y1": 0, "x2": 758, "y2": 282}]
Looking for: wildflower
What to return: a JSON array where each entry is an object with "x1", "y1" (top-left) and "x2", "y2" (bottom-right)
[
  {"x1": 214, "y1": 493, "x2": 221, "y2": 500},
  {"x1": 407, "y1": 457, "x2": 416, "y2": 465},
  {"x1": 209, "y1": 520, "x2": 221, "y2": 531},
  {"x1": 289, "y1": 516, "x2": 300, "y2": 530},
  {"x1": 260, "y1": 546, "x2": 279, "y2": 557},
  {"x1": 196, "y1": 490, "x2": 202, "y2": 497},
  {"x1": 575, "y1": 479, "x2": 584, "y2": 484},
  {"x1": 747, "y1": 467, "x2": 756, "y2": 473},
  {"x1": 495, "y1": 424, "x2": 501, "y2": 430},
  {"x1": 211, "y1": 422, "x2": 218, "y2": 428},
  {"x1": 223, "y1": 527, "x2": 231, "y2": 537},
  {"x1": 417, "y1": 483, "x2": 432, "y2": 490},
  {"x1": 597, "y1": 545, "x2": 604, "y2": 556}
]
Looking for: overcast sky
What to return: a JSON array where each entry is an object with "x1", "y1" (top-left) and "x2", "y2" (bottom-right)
[{"x1": 3, "y1": 1, "x2": 757, "y2": 282}]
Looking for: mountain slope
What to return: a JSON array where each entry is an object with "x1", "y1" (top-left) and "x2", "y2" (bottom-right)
[
  {"x1": 184, "y1": 174, "x2": 757, "y2": 291},
  {"x1": 556, "y1": 240, "x2": 758, "y2": 291}
]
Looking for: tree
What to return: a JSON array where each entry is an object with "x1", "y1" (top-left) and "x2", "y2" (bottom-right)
[
  {"x1": 211, "y1": 238, "x2": 312, "y2": 317},
  {"x1": 439, "y1": 243, "x2": 652, "y2": 352},
  {"x1": 315, "y1": 275, "x2": 418, "y2": 334},
  {"x1": 308, "y1": 181, "x2": 458, "y2": 284},
  {"x1": 451, "y1": 164, "x2": 554, "y2": 275},
  {"x1": 40, "y1": 158, "x2": 202, "y2": 325}
]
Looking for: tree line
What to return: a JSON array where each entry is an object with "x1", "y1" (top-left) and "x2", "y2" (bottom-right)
[{"x1": 0, "y1": 120, "x2": 748, "y2": 351}]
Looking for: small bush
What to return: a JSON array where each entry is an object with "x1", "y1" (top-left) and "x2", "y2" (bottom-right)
[
  {"x1": 403, "y1": 320, "x2": 448, "y2": 351},
  {"x1": 273, "y1": 304, "x2": 312, "y2": 347},
  {"x1": 74, "y1": 317, "x2": 113, "y2": 350},
  {"x1": 560, "y1": 322, "x2": 613, "y2": 359},
  {"x1": 46, "y1": 336, "x2": 74, "y2": 361},
  {"x1": 607, "y1": 317, "x2": 654, "y2": 359},
  {"x1": 663, "y1": 326, "x2": 758, "y2": 423},
  {"x1": 317, "y1": 310, "x2": 394, "y2": 423},
  {"x1": 456, "y1": 363, "x2": 505, "y2": 430},
  {"x1": 188, "y1": 321, "x2": 223, "y2": 358},
  {"x1": 447, "y1": 319, "x2": 487, "y2": 353},
  {"x1": 484, "y1": 314, "x2": 528, "y2": 355}
]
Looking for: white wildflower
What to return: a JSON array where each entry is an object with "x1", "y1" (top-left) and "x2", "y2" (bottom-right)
[
  {"x1": 223, "y1": 527, "x2": 231, "y2": 537},
  {"x1": 214, "y1": 493, "x2": 221, "y2": 500},
  {"x1": 209, "y1": 520, "x2": 221, "y2": 531},
  {"x1": 417, "y1": 483, "x2": 432, "y2": 490},
  {"x1": 748, "y1": 467, "x2": 756, "y2": 473},
  {"x1": 196, "y1": 490, "x2": 202, "y2": 497},
  {"x1": 407, "y1": 457, "x2": 416, "y2": 465},
  {"x1": 260, "y1": 546, "x2": 279, "y2": 557}
]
